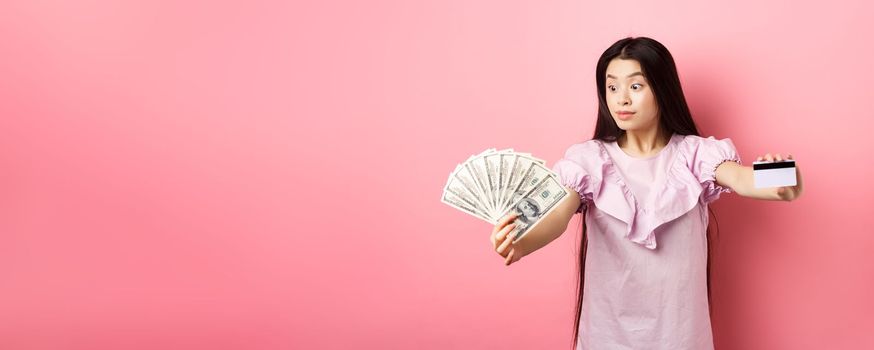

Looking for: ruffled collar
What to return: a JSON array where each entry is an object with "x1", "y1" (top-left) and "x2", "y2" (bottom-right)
[{"x1": 590, "y1": 134, "x2": 704, "y2": 249}]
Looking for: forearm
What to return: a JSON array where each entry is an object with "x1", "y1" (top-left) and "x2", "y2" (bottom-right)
[{"x1": 513, "y1": 190, "x2": 579, "y2": 258}]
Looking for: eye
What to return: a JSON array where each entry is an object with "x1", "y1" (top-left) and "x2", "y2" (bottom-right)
[
  {"x1": 632, "y1": 83, "x2": 643, "y2": 90},
  {"x1": 608, "y1": 85, "x2": 616, "y2": 92}
]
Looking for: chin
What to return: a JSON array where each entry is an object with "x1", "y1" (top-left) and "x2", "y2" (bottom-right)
[{"x1": 613, "y1": 121, "x2": 631, "y2": 130}]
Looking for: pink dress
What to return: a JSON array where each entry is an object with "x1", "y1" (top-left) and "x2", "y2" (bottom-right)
[{"x1": 551, "y1": 133, "x2": 741, "y2": 350}]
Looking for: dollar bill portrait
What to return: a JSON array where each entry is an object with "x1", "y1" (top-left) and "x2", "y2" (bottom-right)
[{"x1": 511, "y1": 197, "x2": 541, "y2": 236}]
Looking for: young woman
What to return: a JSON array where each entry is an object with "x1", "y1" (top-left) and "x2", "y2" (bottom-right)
[{"x1": 489, "y1": 37, "x2": 804, "y2": 349}]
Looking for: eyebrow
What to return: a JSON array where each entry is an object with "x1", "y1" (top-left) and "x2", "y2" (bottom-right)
[{"x1": 606, "y1": 72, "x2": 644, "y2": 79}]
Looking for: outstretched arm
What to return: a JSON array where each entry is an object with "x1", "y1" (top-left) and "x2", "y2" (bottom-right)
[
  {"x1": 490, "y1": 187, "x2": 581, "y2": 265},
  {"x1": 715, "y1": 153, "x2": 804, "y2": 201}
]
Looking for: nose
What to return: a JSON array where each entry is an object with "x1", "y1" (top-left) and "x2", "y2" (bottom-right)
[{"x1": 617, "y1": 89, "x2": 630, "y2": 106}]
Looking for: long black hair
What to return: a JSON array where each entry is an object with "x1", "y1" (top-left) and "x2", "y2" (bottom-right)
[{"x1": 572, "y1": 36, "x2": 721, "y2": 348}]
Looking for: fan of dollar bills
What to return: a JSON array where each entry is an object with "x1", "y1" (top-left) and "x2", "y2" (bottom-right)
[{"x1": 440, "y1": 148, "x2": 570, "y2": 243}]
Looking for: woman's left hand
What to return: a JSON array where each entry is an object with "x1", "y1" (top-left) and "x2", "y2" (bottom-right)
[{"x1": 756, "y1": 153, "x2": 803, "y2": 201}]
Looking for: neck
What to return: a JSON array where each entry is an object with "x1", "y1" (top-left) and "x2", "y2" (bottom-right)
[{"x1": 618, "y1": 127, "x2": 671, "y2": 157}]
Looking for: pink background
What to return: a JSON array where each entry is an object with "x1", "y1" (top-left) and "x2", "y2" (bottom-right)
[{"x1": 1, "y1": 0, "x2": 872, "y2": 349}]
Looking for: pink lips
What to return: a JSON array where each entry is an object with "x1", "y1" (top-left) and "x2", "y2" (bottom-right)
[{"x1": 617, "y1": 112, "x2": 635, "y2": 121}]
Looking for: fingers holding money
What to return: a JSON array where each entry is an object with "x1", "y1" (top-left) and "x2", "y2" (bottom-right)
[
  {"x1": 497, "y1": 226, "x2": 516, "y2": 251},
  {"x1": 505, "y1": 248, "x2": 516, "y2": 266},
  {"x1": 490, "y1": 213, "x2": 517, "y2": 245},
  {"x1": 489, "y1": 213, "x2": 518, "y2": 266},
  {"x1": 494, "y1": 213, "x2": 518, "y2": 232}
]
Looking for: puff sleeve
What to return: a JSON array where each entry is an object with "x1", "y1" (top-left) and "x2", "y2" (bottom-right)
[
  {"x1": 689, "y1": 136, "x2": 742, "y2": 205},
  {"x1": 551, "y1": 143, "x2": 597, "y2": 214}
]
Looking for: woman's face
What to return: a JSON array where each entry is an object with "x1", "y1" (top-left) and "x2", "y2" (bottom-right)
[{"x1": 605, "y1": 58, "x2": 659, "y2": 132}]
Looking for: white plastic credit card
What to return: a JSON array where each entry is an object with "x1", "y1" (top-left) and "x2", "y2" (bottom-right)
[{"x1": 753, "y1": 160, "x2": 797, "y2": 188}]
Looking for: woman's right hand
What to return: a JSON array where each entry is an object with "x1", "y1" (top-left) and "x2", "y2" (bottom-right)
[{"x1": 490, "y1": 213, "x2": 520, "y2": 266}]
